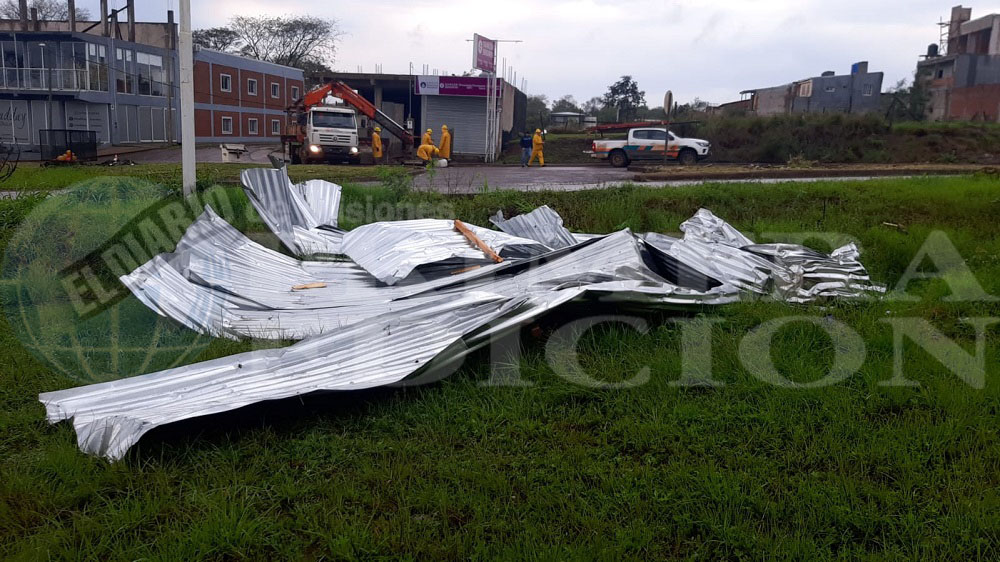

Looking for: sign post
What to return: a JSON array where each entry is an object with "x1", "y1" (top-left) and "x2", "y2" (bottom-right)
[
  {"x1": 473, "y1": 34, "x2": 498, "y2": 163},
  {"x1": 662, "y1": 90, "x2": 673, "y2": 167}
]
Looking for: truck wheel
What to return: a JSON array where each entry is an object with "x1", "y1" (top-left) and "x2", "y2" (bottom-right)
[
  {"x1": 678, "y1": 149, "x2": 698, "y2": 166},
  {"x1": 290, "y1": 149, "x2": 301, "y2": 165},
  {"x1": 609, "y1": 149, "x2": 629, "y2": 168}
]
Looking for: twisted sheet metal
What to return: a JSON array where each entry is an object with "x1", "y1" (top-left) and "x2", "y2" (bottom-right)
[
  {"x1": 680, "y1": 208, "x2": 755, "y2": 247},
  {"x1": 490, "y1": 205, "x2": 579, "y2": 250},
  {"x1": 45, "y1": 198, "x2": 884, "y2": 461},
  {"x1": 340, "y1": 219, "x2": 550, "y2": 285},
  {"x1": 240, "y1": 167, "x2": 345, "y2": 256}
]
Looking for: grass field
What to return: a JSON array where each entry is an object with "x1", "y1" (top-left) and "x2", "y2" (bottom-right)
[
  {"x1": 498, "y1": 116, "x2": 1000, "y2": 166},
  {"x1": 1, "y1": 172, "x2": 1000, "y2": 558},
  {"x1": 1, "y1": 162, "x2": 399, "y2": 191}
]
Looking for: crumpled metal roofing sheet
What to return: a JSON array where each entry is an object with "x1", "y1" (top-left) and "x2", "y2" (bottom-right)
[
  {"x1": 42, "y1": 188, "x2": 885, "y2": 461},
  {"x1": 490, "y1": 205, "x2": 579, "y2": 250},
  {"x1": 240, "y1": 167, "x2": 345, "y2": 256},
  {"x1": 340, "y1": 219, "x2": 549, "y2": 285}
]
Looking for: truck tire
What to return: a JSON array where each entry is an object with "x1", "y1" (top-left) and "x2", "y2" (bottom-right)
[
  {"x1": 609, "y1": 149, "x2": 629, "y2": 168},
  {"x1": 678, "y1": 149, "x2": 698, "y2": 166},
  {"x1": 290, "y1": 148, "x2": 302, "y2": 165}
]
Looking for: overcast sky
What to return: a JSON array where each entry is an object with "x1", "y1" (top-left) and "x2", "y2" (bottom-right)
[{"x1": 112, "y1": 0, "x2": 999, "y2": 106}]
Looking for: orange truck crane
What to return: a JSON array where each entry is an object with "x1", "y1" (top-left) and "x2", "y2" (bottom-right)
[{"x1": 283, "y1": 80, "x2": 415, "y2": 164}]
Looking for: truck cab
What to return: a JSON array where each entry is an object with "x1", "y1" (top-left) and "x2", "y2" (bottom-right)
[{"x1": 294, "y1": 106, "x2": 360, "y2": 164}]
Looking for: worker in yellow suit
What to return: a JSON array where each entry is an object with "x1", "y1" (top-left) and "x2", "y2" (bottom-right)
[
  {"x1": 528, "y1": 128, "x2": 545, "y2": 166},
  {"x1": 439, "y1": 125, "x2": 452, "y2": 160},
  {"x1": 372, "y1": 126, "x2": 383, "y2": 162},
  {"x1": 421, "y1": 128, "x2": 434, "y2": 147},
  {"x1": 417, "y1": 142, "x2": 440, "y2": 163}
]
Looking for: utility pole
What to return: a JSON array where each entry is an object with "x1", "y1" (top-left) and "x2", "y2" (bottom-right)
[{"x1": 178, "y1": 0, "x2": 195, "y2": 197}]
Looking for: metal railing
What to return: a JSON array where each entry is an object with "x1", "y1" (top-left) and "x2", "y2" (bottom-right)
[
  {"x1": 0, "y1": 68, "x2": 106, "y2": 92},
  {"x1": 39, "y1": 129, "x2": 98, "y2": 161}
]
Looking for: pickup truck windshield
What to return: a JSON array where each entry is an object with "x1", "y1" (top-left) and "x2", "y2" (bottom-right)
[{"x1": 312, "y1": 112, "x2": 355, "y2": 128}]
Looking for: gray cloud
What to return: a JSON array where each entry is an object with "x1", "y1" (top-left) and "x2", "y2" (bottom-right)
[{"x1": 90, "y1": 0, "x2": 984, "y2": 105}]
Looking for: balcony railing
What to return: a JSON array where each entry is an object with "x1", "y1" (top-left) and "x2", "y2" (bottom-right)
[{"x1": 0, "y1": 68, "x2": 107, "y2": 92}]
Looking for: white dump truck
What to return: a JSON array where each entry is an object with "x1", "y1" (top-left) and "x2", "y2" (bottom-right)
[{"x1": 286, "y1": 105, "x2": 361, "y2": 165}]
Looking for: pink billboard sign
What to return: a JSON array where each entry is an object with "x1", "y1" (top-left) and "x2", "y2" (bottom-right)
[
  {"x1": 415, "y1": 75, "x2": 502, "y2": 97},
  {"x1": 473, "y1": 33, "x2": 496, "y2": 73}
]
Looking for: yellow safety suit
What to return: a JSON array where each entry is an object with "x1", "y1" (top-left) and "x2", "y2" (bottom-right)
[
  {"x1": 421, "y1": 129, "x2": 434, "y2": 147},
  {"x1": 372, "y1": 131, "x2": 383, "y2": 159},
  {"x1": 528, "y1": 130, "x2": 544, "y2": 166},
  {"x1": 417, "y1": 143, "x2": 440, "y2": 162},
  {"x1": 439, "y1": 126, "x2": 452, "y2": 160}
]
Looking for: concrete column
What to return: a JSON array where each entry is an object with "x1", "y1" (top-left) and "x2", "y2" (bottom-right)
[
  {"x1": 127, "y1": 0, "x2": 136, "y2": 42},
  {"x1": 68, "y1": 0, "x2": 76, "y2": 31},
  {"x1": 178, "y1": 0, "x2": 196, "y2": 196},
  {"x1": 167, "y1": 10, "x2": 175, "y2": 49},
  {"x1": 100, "y1": 0, "x2": 108, "y2": 36}
]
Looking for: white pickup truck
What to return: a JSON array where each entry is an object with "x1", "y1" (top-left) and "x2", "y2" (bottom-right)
[{"x1": 588, "y1": 127, "x2": 711, "y2": 167}]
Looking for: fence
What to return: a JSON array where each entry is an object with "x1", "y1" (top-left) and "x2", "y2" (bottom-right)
[{"x1": 39, "y1": 129, "x2": 98, "y2": 161}]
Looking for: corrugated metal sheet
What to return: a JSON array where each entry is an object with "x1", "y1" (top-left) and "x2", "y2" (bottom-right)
[
  {"x1": 340, "y1": 219, "x2": 549, "y2": 285},
  {"x1": 490, "y1": 205, "x2": 579, "y2": 250},
  {"x1": 240, "y1": 167, "x2": 345, "y2": 256},
  {"x1": 42, "y1": 199, "x2": 884, "y2": 461}
]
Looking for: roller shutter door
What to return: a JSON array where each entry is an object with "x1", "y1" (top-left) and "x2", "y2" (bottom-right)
[{"x1": 423, "y1": 95, "x2": 487, "y2": 156}]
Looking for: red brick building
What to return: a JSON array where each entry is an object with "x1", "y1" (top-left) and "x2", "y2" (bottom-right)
[{"x1": 193, "y1": 47, "x2": 305, "y2": 143}]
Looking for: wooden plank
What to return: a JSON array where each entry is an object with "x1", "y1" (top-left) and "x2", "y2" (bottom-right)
[
  {"x1": 291, "y1": 282, "x2": 328, "y2": 291},
  {"x1": 454, "y1": 220, "x2": 504, "y2": 263}
]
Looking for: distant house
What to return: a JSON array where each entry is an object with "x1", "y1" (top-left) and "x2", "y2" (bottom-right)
[
  {"x1": 549, "y1": 111, "x2": 587, "y2": 130},
  {"x1": 706, "y1": 99, "x2": 751, "y2": 117},
  {"x1": 740, "y1": 62, "x2": 884, "y2": 116},
  {"x1": 917, "y1": 5, "x2": 1000, "y2": 122}
]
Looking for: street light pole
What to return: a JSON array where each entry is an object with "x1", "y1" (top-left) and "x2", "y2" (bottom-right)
[
  {"x1": 178, "y1": 0, "x2": 196, "y2": 197},
  {"x1": 39, "y1": 43, "x2": 53, "y2": 131}
]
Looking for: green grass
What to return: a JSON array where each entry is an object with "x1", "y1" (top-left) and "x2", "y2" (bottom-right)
[
  {"x1": 1, "y1": 173, "x2": 1000, "y2": 558},
  {"x1": 497, "y1": 116, "x2": 1000, "y2": 165},
  {"x1": 1, "y1": 163, "x2": 401, "y2": 192}
]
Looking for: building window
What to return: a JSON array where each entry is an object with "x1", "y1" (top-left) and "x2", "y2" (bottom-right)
[
  {"x1": 247, "y1": 78, "x2": 257, "y2": 96},
  {"x1": 825, "y1": 85, "x2": 836, "y2": 93},
  {"x1": 221, "y1": 116, "x2": 233, "y2": 134},
  {"x1": 798, "y1": 81, "x2": 813, "y2": 97},
  {"x1": 220, "y1": 73, "x2": 232, "y2": 92},
  {"x1": 936, "y1": 69, "x2": 944, "y2": 79},
  {"x1": 291, "y1": 85, "x2": 300, "y2": 99},
  {"x1": 862, "y1": 84, "x2": 874, "y2": 96},
  {"x1": 248, "y1": 118, "x2": 258, "y2": 135},
  {"x1": 271, "y1": 82, "x2": 280, "y2": 98},
  {"x1": 271, "y1": 119, "x2": 281, "y2": 135}
]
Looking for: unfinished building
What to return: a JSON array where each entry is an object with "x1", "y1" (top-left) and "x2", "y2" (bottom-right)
[
  {"x1": 740, "y1": 62, "x2": 883, "y2": 117},
  {"x1": 917, "y1": 5, "x2": 1000, "y2": 122}
]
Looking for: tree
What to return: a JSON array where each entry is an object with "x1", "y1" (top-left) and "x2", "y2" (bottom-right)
[
  {"x1": 551, "y1": 95, "x2": 581, "y2": 114},
  {"x1": 193, "y1": 16, "x2": 342, "y2": 71},
  {"x1": 0, "y1": 0, "x2": 89, "y2": 20},
  {"x1": 229, "y1": 15, "x2": 342, "y2": 69},
  {"x1": 526, "y1": 94, "x2": 550, "y2": 131},
  {"x1": 299, "y1": 58, "x2": 335, "y2": 89},
  {"x1": 192, "y1": 27, "x2": 240, "y2": 52},
  {"x1": 602, "y1": 75, "x2": 645, "y2": 122},
  {"x1": 884, "y1": 76, "x2": 929, "y2": 123},
  {"x1": 581, "y1": 96, "x2": 603, "y2": 116}
]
